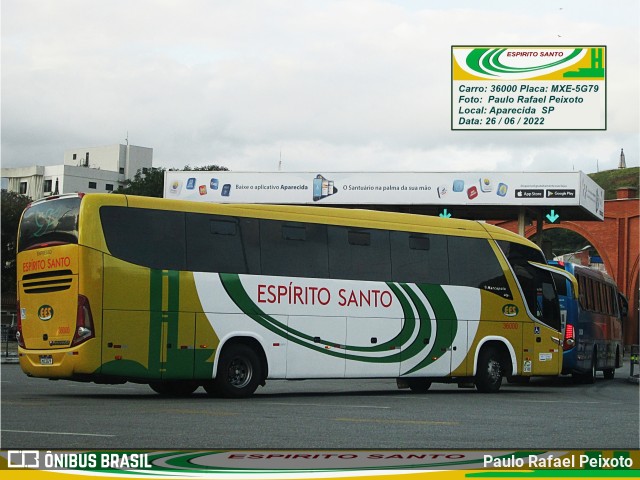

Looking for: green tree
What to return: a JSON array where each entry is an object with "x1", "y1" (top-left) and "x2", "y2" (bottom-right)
[
  {"x1": 115, "y1": 167, "x2": 167, "y2": 197},
  {"x1": 1, "y1": 190, "x2": 32, "y2": 291},
  {"x1": 182, "y1": 164, "x2": 229, "y2": 172},
  {"x1": 115, "y1": 165, "x2": 229, "y2": 197}
]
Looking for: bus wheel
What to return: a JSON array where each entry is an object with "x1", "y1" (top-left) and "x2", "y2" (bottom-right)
[
  {"x1": 407, "y1": 378, "x2": 432, "y2": 393},
  {"x1": 214, "y1": 344, "x2": 262, "y2": 398},
  {"x1": 149, "y1": 381, "x2": 198, "y2": 396},
  {"x1": 582, "y1": 347, "x2": 597, "y2": 384},
  {"x1": 475, "y1": 347, "x2": 504, "y2": 393},
  {"x1": 603, "y1": 350, "x2": 616, "y2": 380}
]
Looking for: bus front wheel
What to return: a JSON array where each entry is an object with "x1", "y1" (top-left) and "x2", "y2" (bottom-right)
[
  {"x1": 214, "y1": 343, "x2": 263, "y2": 398},
  {"x1": 475, "y1": 346, "x2": 504, "y2": 393}
]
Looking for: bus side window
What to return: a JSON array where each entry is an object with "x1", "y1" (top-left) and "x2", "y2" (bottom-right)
[
  {"x1": 260, "y1": 220, "x2": 328, "y2": 278},
  {"x1": 328, "y1": 226, "x2": 391, "y2": 281},
  {"x1": 577, "y1": 274, "x2": 588, "y2": 310},
  {"x1": 185, "y1": 214, "x2": 259, "y2": 274},
  {"x1": 100, "y1": 207, "x2": 186, "y2": 270},
  {"x1": 390, "y1": 231, "x2": 449, "y2": 285},
  {"x1": 585, "y1": 277, "x2": 594, "y2": 311},
  {"x1": 449, "y1": 237, "x2": 512, "y2": 299}
]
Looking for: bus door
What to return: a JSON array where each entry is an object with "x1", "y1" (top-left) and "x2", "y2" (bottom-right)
[
  {"x1": 158, "y1": 312, "x2": 196, "y2": 380},
  {"x1": 286, "y1": 315, "x2": 346, "y2": 378},
  {"x1": 525, "y1": 263, "x2": 574, "y2": 375},
  {"x1": 153, "y1": 271, "x2": 195, "y2": 380}
]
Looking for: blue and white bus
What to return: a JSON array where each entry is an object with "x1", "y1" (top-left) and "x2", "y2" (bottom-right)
[{"x1": 548, "y1": 261, "x2": 624, "y2": 382}]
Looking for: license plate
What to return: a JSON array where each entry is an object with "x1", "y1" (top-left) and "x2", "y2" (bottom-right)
[{"x1": 39, "y1": 355, "x2": 53, "y2": 365}]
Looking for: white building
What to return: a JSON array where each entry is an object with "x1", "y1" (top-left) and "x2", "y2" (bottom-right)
[{"x1": 1, "y1": 144, "x2": 152, "y2": 200}]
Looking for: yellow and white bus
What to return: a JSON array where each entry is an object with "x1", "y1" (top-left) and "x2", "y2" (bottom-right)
[{"x1": 17, "y1": 193, "x2": 569, "y2": 397}]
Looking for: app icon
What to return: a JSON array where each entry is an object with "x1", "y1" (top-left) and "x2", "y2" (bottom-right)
[
  {"x1": 169, "y1": 180, "x2": 182, "y2": 195},
  {"x1": 437, "y1": 185, "x2": 448, "y2": 198},
  {"x1": 497, "y1": 183, "x2": 508, "y2": 197},
  {"x1": 199, "y1": 185, "x2": 207, "y2": 195},
  {"x1": 312, "y1": 174, "x2": 338, "y2": 201},
  {"x1": 210, "y1": 178, "x2": 219, "y2": 190},
  {"x1": 453, "y1": 180, "x2": 464, "y2": 192},
  {"x1": 221, "y1": 184, "x2": 231, "y2": 196},
  {"x1": 467, "y1": 186, "x2": 478, "y2": 200},
  {"x1": 186, "y1": 178, "x2": 196, "y2": 190},
  {"x1": 480, "y1": 177, "x2": 493, "y2": 192}
]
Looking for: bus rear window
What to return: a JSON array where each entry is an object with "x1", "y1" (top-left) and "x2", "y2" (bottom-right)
[{"x1": 18, "y1": 197, "x2": 81, "y2": 252}]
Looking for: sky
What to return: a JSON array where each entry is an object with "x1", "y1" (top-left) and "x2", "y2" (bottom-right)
[{"x1": 1, "y1": 0, "x2": 639, "y2": 174}]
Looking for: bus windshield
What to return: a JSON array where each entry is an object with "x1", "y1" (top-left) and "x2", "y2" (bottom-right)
[
  {"x1": 497, "y1": 240, "x2": 561, "y2": 331},
  {"x1": 18, "y1": 196, "x2": 81, "y2": 252}
]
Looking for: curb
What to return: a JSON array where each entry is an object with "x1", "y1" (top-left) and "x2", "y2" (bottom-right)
[{"x1": 1, "y1": 355, "x2": 19, "y2": 364}]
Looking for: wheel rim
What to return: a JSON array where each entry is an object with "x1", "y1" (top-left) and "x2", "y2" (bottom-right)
[
  {"x1": 487, "y1": 359, "x2": 501, "y2": 384},
  {"x1": 227, "y1": 356, "x2": 253, "y2": 389}
]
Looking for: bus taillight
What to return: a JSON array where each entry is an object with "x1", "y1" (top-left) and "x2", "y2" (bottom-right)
[
  {"x1": 563, "y1": 323, "x2": 575, "y2": 351},
  {"x1": 16, "y1": 299, "x2": 25, "y2": 348},
  {"x1": 71, "y1": 295, "x2": 95, "y2": 347}
]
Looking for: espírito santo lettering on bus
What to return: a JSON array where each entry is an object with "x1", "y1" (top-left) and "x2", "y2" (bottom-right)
[
  {"x1": 257, "y1": 283, "x2": 394, "y2": 308},
  {"x1": 23, "y1": 256, "x2": 71, "y2": 273}
]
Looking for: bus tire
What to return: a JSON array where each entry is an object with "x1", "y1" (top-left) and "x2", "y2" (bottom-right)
[
  {"x1": 583, "y1": 347, "x2": 597, "y2": 384},
  {"x1": 149, "y1": 381, "x2": 198, "y2": 396},
  {"x1": 475, "y1": 346, "x2": 504, "y2": 393},
  {"x1": 615, "y1": 346, "x2": 623, "y2": 369},
  {"x1": 407, "y1": 378, "x2": 432, "y2": 393},
  {"x1": 214, "y1": 343, "x2": 262, "y2": 398},
  {"x1": 603, "y1": 349, "x2": 616, "y2": 380}
]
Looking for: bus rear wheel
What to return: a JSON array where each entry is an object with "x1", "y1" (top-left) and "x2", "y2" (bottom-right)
[
  {"x1": 475, "y1": 347, "x2": 504, "y2": 393},
  {"x1": 407, "y1": 378, "x2": 432, "y2": 393},
  {"x1": 149, "y1": 381, "x2": 198, "y2": 396},
  {"x1": 582, "y1": 347, "x2": 597, "y2": 384},
  {"x1": 214, "y1": 343, "x2": 263, "y2": 398},
  {"x1": 603, "y1": 349, "x2": 616, "y2": 380}
]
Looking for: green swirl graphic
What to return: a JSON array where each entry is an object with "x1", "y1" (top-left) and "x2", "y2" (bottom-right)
[
  {"x1": 217, "y1": 274, "x2": 458, "y2": 373},
  {"x1": 465, "y1": 47, "x2": 583, "y2": 77}
]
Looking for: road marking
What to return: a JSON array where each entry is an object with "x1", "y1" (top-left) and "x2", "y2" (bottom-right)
[
  {"x1": 263, "y1": 402, "x2": 390, "y2": 409},
  {"x1": 334, "y1": 418, "x2": 458, "y2": 426},
  {"x1": 2, "y1": 401, "x2": 49, "y2": 406},
  {"x1": 157, "y1": 408, "x2": 238, "y2": 416},
  {"x1": 517, "y1": 399, "x2": 601, "y2": 404},
  {"x1": 2, "y1": 429, "x2": 115, "y2": 437}
]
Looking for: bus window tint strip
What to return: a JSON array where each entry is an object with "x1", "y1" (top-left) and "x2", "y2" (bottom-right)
[{"x1": 100, "y1": 206, "x2": 512, "y2": 299}]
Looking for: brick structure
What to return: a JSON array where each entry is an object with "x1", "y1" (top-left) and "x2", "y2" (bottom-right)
[{"x1": 491, "y1": 190, "x2": 639, "y2": 348}]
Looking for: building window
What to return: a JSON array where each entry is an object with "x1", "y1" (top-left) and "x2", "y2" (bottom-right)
[
  {"x1": 44, "y1": 180, "x2": 53, "y2": 193},
  {"x1": 73, "y1": 154, "x2": 77, "y2": 160},
  {"x1": 88, "y1": 181, "x2": 97, "y2": 189},
  {"x1": 119, "y1": 168, "x2": 125, "y2": 174},
  {"x1": 19, "y1": 182, "x2": 28, "y2": 195},
  {"x1": 105, "y1": 184, "x2": 114, "y2": 192}
]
